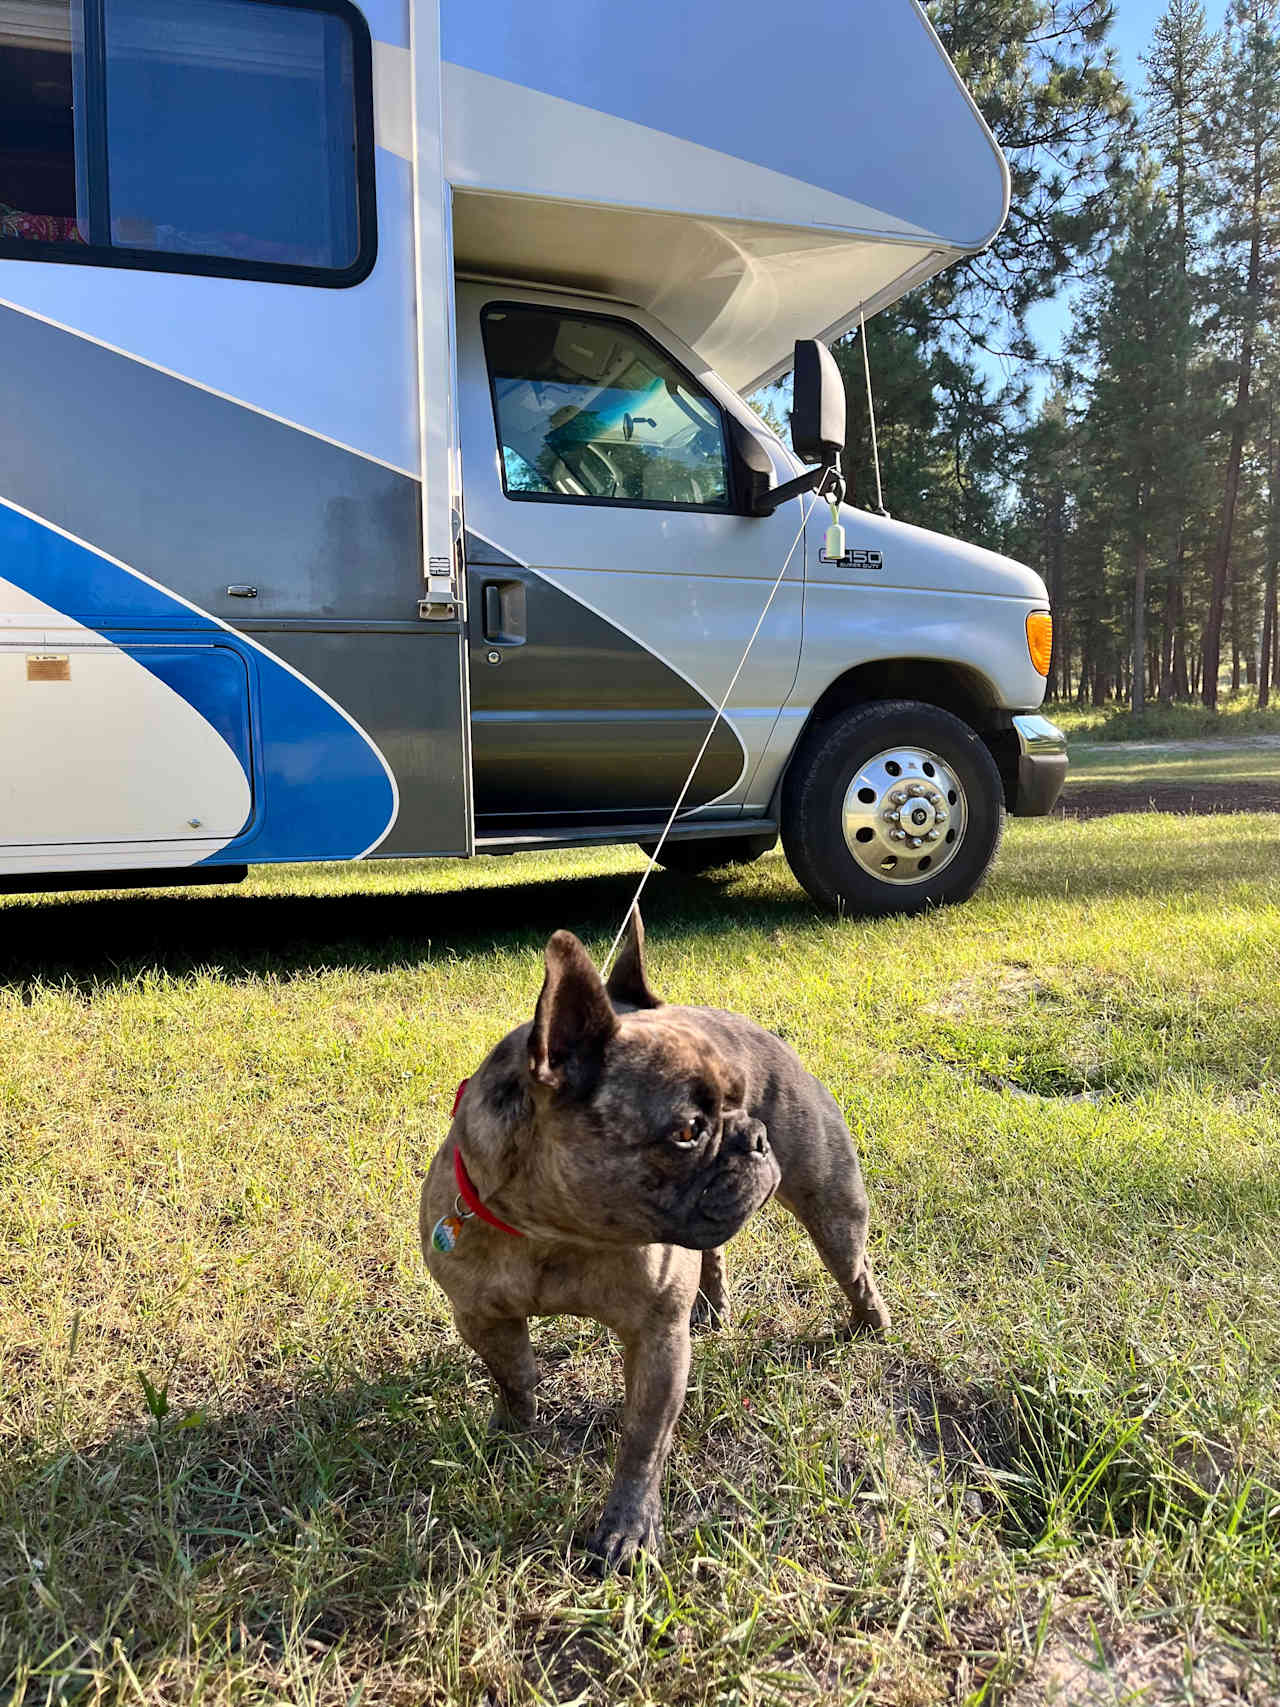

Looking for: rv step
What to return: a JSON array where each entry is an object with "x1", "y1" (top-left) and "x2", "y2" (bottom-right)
[{"x1": 474, "y1": 819, "x2": 777, "y2": 857}]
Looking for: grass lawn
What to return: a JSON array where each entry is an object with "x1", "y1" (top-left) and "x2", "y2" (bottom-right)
[
  {"x1": 2, "y1": 818, "x2": 1279, "y2": 1705},
  {"x1": 1065, "y1": 741, "x2": 1280, "y2": 789}
]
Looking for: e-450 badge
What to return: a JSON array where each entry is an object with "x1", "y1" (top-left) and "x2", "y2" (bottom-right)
[{"x1": 818, "y1": 546, "x2": 885, "y2": 570}]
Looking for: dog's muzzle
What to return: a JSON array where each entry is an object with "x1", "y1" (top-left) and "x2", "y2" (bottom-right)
[{"x1": 676, "y1": 1113, "x2": 780, "y2": 1249}]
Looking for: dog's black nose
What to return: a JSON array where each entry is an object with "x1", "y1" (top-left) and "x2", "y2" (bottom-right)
[{"x1": 723, "y1": 1111, "x2": 770, "y2": 1158}]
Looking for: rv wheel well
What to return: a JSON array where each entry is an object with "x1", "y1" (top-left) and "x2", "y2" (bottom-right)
[
  {"x1": 806, "y1": 658, "x2": 1000, "y2": 735},
  {"x1": 782, "y1": 659, "x2": 1020, "y2": 811}
]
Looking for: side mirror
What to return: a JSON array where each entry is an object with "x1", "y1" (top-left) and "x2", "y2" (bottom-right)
[
  {"x1": 728, "y1": 416, "x2": 775, "y2": 517},
  {"x1": 790, "y1": 338, "x2": 845, "y2": 466}
]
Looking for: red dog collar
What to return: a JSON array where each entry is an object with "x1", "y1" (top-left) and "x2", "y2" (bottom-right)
[
  {"x1": 448, "y1": 1077, "x2": 524, "y2": 1238},
  {"x1": 453, "y1": 1146, "x2": 525, "y2": 1239}
]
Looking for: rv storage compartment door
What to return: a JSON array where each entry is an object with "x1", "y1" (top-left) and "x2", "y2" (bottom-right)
[{"x1": 0, "y1": 639, "x2": 253, "y2": 856}]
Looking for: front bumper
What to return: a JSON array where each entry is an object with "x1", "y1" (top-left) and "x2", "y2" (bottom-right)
[{"x1": 1009, "y1": 714, "x2": 1067, "y2": 816}]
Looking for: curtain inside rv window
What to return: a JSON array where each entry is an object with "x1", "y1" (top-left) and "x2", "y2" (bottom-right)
[
  {"x1": 0, "y1": 0, "x2": 365, "y2": 276},
  {"x1": 0, "y1": 3, "x2": 83, "y2": 244}
]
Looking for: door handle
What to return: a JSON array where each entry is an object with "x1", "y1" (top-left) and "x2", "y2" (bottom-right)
[
  {"x1": 480, "y1": 579, "x2": 526, "y2": 645},
  {"x1": 483, "y1": 583, "x2": 502, "y2": 638}
]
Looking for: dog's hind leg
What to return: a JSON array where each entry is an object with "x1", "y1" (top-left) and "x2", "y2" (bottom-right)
[
  {"x1": 778, "y1": 1143, "x2": 890, "y2": 1336},
  {"x1": 690, "y1": 1247, "x2": 729, "y2": 1332}
]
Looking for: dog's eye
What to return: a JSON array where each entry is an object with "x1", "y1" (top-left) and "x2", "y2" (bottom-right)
[{"x1": 670, "y1": 1120, "x2": 700, "y2": 1149}]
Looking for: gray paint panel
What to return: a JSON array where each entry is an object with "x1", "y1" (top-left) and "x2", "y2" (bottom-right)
[
  {"x1": 0, "y1": 305, "x2": 422, "y2": 624},
  {"x1": 464, "y1": 529, "x2": 523, "y2": 570},
  {"x1": 467, "y1": 562, "x2": 741, "y2": 819}
]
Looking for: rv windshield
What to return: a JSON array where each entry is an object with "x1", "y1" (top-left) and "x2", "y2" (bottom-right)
[{"x1": 482, "y1": 304, "x2": 731, "y2": 510}]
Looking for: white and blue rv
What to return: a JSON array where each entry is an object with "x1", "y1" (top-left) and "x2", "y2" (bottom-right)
[{"x1": 0, "y1": 0, "x2": 1066, "y2": 914}]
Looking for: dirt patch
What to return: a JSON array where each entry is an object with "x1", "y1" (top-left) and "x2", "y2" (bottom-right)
[
  {"x1": 1015, "y1": 1612, "x2": 1276, "y2": 1705},
  {"x1": 1057, "y1": 782, "x2": 1280, "y2": 818}
]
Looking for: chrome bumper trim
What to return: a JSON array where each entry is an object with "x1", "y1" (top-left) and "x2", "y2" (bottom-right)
[{"x1": 1010, "y1": 714, "x2": 1068, "y2": 816}]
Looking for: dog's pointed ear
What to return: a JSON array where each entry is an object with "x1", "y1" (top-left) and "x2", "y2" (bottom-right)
[
  {"x1": 529, "y1": 930, "x2": 620, "y2": 1094},
  {"x1": 606, "y1": 906, "x2": 663, "y2": 1011}
]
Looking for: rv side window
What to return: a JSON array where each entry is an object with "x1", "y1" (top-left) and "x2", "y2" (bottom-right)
[
  {"x1": 0, "y1": 0, "x2": 374, "y2": 286},
  {"x1": 482, "y1": 305, "x2": 732, "y2": 512}
]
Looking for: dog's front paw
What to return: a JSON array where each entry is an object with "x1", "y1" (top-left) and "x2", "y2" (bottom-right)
[
  {"x1": 488, "y1": 1390, "x2": 537, "y2": 1434},
  {"x1": 847, "y1": 1268, "x2": 891, "y2": 1337},
  {"x1": 586, "y1": 1494, "x2": 662, "y2": 1572}
]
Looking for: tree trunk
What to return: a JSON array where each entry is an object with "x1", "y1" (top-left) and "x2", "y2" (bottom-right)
[
  {"x1": 1160, "y1": 563, "x2": 1177, "y2": 702},
  {"x1": 1046, "y1": 493, "x2": 1067, "y2": 698},
  {"x1": 1262, "y1": 428, "x2": 1279, "y2": 710},
  {"x1": 1171, "y1": 576, "x2": 1190, "y2": 699},
  {"x1": 1203, "y1": 135, "x2": 1264, "y2": 709},
  {"x1": 1132, "y1": 526, "x2": 1147, "y2": 714}
]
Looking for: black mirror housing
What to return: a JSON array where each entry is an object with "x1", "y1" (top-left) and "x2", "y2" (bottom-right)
[
  {"x1": 729, "y1": 416, "x2": 775, "y2": 516},
  {"x1": 791, "y1": 338, "x2": 845, "y2": 466}
]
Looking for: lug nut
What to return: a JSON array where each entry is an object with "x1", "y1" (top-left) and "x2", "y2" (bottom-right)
[
  {"x1": 935, "y1": 811, "x2": 948, "y2": 823},
  {"x1": 891, "y1": 791, "x2": 906, "y2": 805},
  {"x1": 926, "y1": 830, "x2": 939, "y2": 842},
  {"x1": 910, "y1": 837, "x2": 922, "y2": 848},
  {"x1": 890, "y1": 830, "x2": 905, "y2": 841}
]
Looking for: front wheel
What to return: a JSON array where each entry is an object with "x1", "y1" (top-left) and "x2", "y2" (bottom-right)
[{"x1": 781, "y1": 700, "x2": 1004, "y2": 916}]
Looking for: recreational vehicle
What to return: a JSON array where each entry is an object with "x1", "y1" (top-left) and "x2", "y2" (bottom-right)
[{"x1": 0, "y1": 0, "x2": 1066, "y2": 914}]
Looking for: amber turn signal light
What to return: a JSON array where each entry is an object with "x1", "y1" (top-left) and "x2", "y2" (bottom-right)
[{"x1": 1026, "y1": 610, "x2": 1053, "y2": 676}]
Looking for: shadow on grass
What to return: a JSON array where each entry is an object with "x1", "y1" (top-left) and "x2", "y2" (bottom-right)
[
  {"x1": 0, "y1": 1348, "x2": 992, "y2": 1690},
  {"x1": 5, "y1": 1338, "x2": 1277, "y2": 1694},
  {"x1": 0, "y1": 1358, "x2": 575, "y2": 1690},
  {"x1": 1, "y1": 824, "x2": 1277, "y2": 993},
  {"x1": 0, "y1": 867, "x2": 820, "y2": 994}
]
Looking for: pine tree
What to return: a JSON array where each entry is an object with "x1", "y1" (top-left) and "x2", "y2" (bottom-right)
[
  {"x1": 1016, "y1": 390, "x2": 1079, "y2": 696},
  {"x1": 755, "y1": 305, "x2": 1015, "y2": 547},
  {"x1": 1201, "y1": 0, "x2": 1280, "y2": 707},
  {"x1": 833, "y1": 303, "x2": 1012, "y2": 545},
  {"x1": 1075, "y1": 169, "x2": 1193, "y2": 711},
  {"x1": 1142, "y1": 0, "x2": 1218, "y2": 698},
  {"x1": 1259, "y1": 340, "x2": 1280, "y2": 704},
  {"x1": 925, "y1": 1, "x2": 1129, "y2": 357}
]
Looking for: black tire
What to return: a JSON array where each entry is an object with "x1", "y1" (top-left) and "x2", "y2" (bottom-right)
[
  {"x1": 636, "y1": 831, "x2": 778, "y2": 874},
  {"x1": 780, "y1": 700, "x2": 1004, "y2": 916}
]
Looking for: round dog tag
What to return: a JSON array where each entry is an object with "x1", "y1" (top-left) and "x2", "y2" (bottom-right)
[{"x1": 432, "y1": 1213, "x2": 465, "y2": 1254}]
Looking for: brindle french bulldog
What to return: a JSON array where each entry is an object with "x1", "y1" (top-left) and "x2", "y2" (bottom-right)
[{"x1": 420, "y1": 909, "x2": 889, "y2": 1567}]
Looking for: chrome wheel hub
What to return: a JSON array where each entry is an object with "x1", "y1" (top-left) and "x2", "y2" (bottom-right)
[{"x1": 841, "y1": 746, "x2": 968, "y2": 885}]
